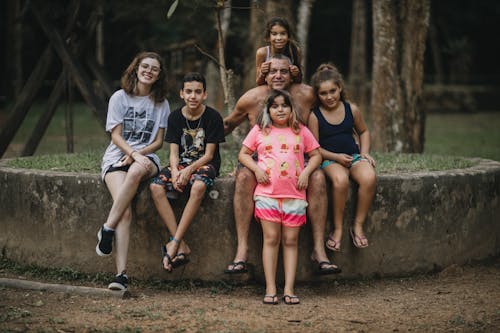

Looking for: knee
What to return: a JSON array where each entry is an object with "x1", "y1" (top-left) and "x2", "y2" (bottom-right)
[
  {"x1": 263, "y1": 231, "x2": 280, "y2": 247},
  {"x1": 190, "y1": 180, "x2": 206, "y2": 200},
  {"x1": 282, "y1": 233, "x2": 298, "y2": 247},
  {"x1": 149, "y1": 183, "x2": 165, "y2": 200},
  {"x1": 235, "y1": 169, "x2": 256, "y2": 195},
  {"x1": 126, "y1": 167, "x2": 145, "y2": 184},
  {"x1": 332, "y1": 174, "x2": 349, "y2": 190},
  {"x1": 359, "y1": 172, "x2": 377, "y2": 191},
  {"x1": 307, "y1": 169, "x2": 326, "y2": 195}
]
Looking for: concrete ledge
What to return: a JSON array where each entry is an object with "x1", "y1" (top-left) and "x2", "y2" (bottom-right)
[{"x1": 0, "y1": 158, "x2": 499, "y2": 281}]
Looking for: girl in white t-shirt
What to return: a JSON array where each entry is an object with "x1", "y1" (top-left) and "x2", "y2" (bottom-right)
[
  {"x1": 96, "y1": 52, "x2": 170, "y2": 291},
  {"x1": 239, "y1": 89, "x2": 321, "y2": 305}
]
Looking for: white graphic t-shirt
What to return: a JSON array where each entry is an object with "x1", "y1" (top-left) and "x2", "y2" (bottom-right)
[{"x1": 101, "y1": 89, "x2": 170, "y2": 180}]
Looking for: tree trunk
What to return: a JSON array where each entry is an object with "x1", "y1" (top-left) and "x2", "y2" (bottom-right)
[
  {"x1": 96, "y1": 0, "x2": 104, "y2": 66},
  {"x1": 242, "y1": 0, "x2": 266, "y2": 92},
  {"x1": 296, "y1": 0, "x2": 314, "y2": 78},
  {"x1": 266, "y1": 0, "x2": 294, "y2": 24},
  {"x1": 348, "y1": 0, "x2": 368, "y2": 119},
  {"x1": 371, "y1": 0, "x2": 429, "y2": 153},
  {"x1": 428, "y1": 16, "x2": 444, "y2": 84}
]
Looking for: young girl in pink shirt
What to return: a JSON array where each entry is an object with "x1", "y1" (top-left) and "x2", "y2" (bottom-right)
[{"x1": 239, "y1": 89, "x2": 321, "y2": 305}]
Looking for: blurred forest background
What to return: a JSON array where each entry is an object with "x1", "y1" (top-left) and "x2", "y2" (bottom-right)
[{"x1": 0, "y1": 0, "x2": 499, "y2": 159}]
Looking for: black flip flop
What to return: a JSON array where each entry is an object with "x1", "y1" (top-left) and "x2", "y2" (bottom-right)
[
  {"x1": 316, "y1": 261, "x2": 342, "y2": 275},
  {"x1": 283, "y1": 294, "x2": 300, "y2": 305},
  {"x1": 224, "y1": 261, "x2": 248, "y2": 274},
  {"x1": 161, "y1": 245, "x2": 173, "y2": 272},
  {"x1": 171, "y1": 253, "x2": 190, "y2": 268}
]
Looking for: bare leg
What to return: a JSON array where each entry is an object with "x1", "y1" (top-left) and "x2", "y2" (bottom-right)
[
  {"x1": 307, "y1": 169, "x2": 330, "y2": 262},
  {"x1": 323, "y1": 164, "x2": 350, "y2": 246},
  {"x1": 261, "y1": 220, "x2": 281, "y2": 297},
  {"x1": 350, "y1": 161, "x2": 376, "y2": 246},
  {"x1": 104, "y1": 161, "x2": 157, "y2": 230},
  {"x1": 160, "y1": 180, "x2": 206, "y2": 270},
  {"x1": 103, "y1": 172, "x2": 133, "y2": 275},
  {"x1": 150, "y1": 183, "x2": 191, "y2": 257},
  {"x1": 227, "y1": 167, "x2": 256, "y2": 271},
  {"x1": 282, "y1": 226, "x2": 300, "y2": 297}
]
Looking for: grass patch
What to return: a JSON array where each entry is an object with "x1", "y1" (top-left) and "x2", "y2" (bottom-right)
[
  {"x1": 2, "y1": 106, "x2": 498, "y2": 173},
  {"x1": 4, "y1": 150, "x2": 478, "y2": 174}
]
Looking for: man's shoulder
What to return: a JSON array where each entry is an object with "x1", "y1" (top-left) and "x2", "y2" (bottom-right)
[
  {"x1": 237, "y1": 86, "x2": 270, "y2": 105},
  {"x1": 289, "y1": 83, "x2": 314, "y2": 96}
]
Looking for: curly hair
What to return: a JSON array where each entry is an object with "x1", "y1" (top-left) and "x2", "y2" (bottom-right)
[{"x1": 120, "y1": 51, "x2": 168, "y2": 104}]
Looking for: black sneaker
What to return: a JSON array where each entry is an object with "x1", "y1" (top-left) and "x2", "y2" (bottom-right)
[
  {"x1": 96, "y1": 226, "x2": 114, "y2": 256},
  {"x1": 108, "y1": 272, "x2": 128, "y2": 291}
]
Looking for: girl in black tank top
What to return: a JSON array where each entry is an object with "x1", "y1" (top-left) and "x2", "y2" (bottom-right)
[{"x1": 308, "y1": 64, "x2": 376, "y2": 252}]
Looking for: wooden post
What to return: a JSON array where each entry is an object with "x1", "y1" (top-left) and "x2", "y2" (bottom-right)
[
  {"x1": 65, "y1": 70, "x2": 74, "y2": 153},
  {"x1": 21, "y1": 74, "x2": 65, "y2": 156},
  {"x1": 30, "y1": 3, "x2": 107, "y2": 128},
  {"x1": 0, "y1": 47, "x2": 54, "y2": 157}
]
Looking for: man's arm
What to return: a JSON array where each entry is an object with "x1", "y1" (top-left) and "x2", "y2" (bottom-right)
[{"x1": 223, "y1": 86, "x2": 266, "y2": 136}]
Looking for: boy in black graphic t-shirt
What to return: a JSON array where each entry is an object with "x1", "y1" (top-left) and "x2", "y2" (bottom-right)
[{"x1": 150, "y1": 72, "x2": 225, "y2": 272}]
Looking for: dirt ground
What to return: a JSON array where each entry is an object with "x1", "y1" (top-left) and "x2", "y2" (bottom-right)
[{"x1": 1, "y1": 259, "x2": 500, "y2": 333}]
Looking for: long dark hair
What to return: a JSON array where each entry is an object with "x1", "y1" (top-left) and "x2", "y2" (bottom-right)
[
  {"x1": 120, "y1": 51, "x2": 168, "y2": 103},
  {"x1": 265, "y1": 17, "x2": 300, "y2": 68}
]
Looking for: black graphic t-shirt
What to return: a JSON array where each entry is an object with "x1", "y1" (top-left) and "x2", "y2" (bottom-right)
[{"x1": 165, "y1": 106, "x2": 225, "y2": 174}]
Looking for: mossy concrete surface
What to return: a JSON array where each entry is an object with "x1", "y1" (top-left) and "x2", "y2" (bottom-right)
[{"x1": 0, "y1": 158, "x2": 499, "y2": 281}]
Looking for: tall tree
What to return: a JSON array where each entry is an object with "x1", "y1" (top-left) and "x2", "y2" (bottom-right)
[
  {"x1": 371, "y1": 0, "x2": 430, "y2": 153},
  {"x1": 348, "y1": 0, "x2": 368, "y2": 118},
  {"x1": 296, "y1": 0, "x2": 314, "y2": 78},
  {"x1": 266, "y1": 0, "x2": 293, "y2": 24}
]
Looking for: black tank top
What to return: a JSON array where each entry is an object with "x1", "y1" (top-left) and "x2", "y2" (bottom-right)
[{"x1": 312, "y1": 102, "x2": 359, "y2": 155}]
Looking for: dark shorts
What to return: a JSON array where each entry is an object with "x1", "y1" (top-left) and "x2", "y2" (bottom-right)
[
  {"x1": 105, "y1": 156, "x2": 159, "y2": 175},
  {"x1": 151, "y1": 163, "x2": 217, "y2": 198}
]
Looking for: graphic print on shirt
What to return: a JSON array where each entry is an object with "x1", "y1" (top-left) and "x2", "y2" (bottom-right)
[
  {"x1": 180, "y1": 127, "x2": 205, "y2": 164},
  {"x1": 122, "y1": 106, "x2": 155, "y2": 143},
  {"x1": 265, "y1": 158, "x2": 275, "y2": 176},
  {"x1": 278, "y1": 134, "x2": 289, "y2": 153},
  {"x1": 293, "y1": 135, "x2": 301, "y2": 153},
  {"x1": 279, "y1": 161, "x2": 290, "y2": 178}
]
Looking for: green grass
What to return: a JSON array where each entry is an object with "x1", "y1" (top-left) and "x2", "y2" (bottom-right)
[
  {"x1": 424, "y1": 112, "x2": 500, "y2": 161},
  {"x1": 2, "y1": 103, "x2": 499, "y2": 173}
]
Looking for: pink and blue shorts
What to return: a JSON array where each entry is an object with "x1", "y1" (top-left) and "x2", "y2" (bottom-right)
[{"x1": 254, "y1": 195, "x2": 308, "y2": 227}]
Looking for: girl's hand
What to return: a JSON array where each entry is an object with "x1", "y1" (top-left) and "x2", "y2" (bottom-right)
[
  {"x1": 336, "y1": 153, "x2": 354, "y2": 168},
  {"x1": 254, "y1": 168, "x2": 270, "y2": 185},
  {"x1": 296, "y1": 172, "x2": 309, "y2": 190},
  {"x1": 362, "y1": 153, "x2": 376, "y2": 168},
  {"x1": 131, "y1": 152, "x2": 153, "y2": 173},
  {"x1": 260, "y1": 61, "x2": 271, "y2": 76},
  {"x1": 289, "y1": 65, "x2": 300, "y2": 78}
]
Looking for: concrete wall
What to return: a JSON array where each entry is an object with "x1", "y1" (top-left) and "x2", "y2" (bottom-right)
[{"x1": 1, "y1": 158, "x2": 499, "y2": 282}]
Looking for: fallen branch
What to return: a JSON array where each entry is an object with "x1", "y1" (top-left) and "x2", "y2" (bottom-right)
[{"x1": 0, "y1": 277, "x2": 129, "y2": 299}]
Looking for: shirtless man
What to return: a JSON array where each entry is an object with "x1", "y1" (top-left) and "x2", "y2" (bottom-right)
[{"x1": 224, "y1": 54, "x2": 340, "y2": 275}]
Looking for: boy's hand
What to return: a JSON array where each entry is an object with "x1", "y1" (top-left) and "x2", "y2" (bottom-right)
[
  {"x1": 254, "y1": 168, "x2": 270, "y2": 185},
  {"x1": 175, "y1": 166, "x2": 193, "y2": 189}
]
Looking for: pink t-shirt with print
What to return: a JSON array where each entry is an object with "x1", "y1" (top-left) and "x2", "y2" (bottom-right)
[{"x1": 242, "y1": 124, "x2": 320, "y2": 200}]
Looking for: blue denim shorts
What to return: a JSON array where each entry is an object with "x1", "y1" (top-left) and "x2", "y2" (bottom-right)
[{"x1": 320, "y1": 153, "x2": 367, "y2": 169}]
